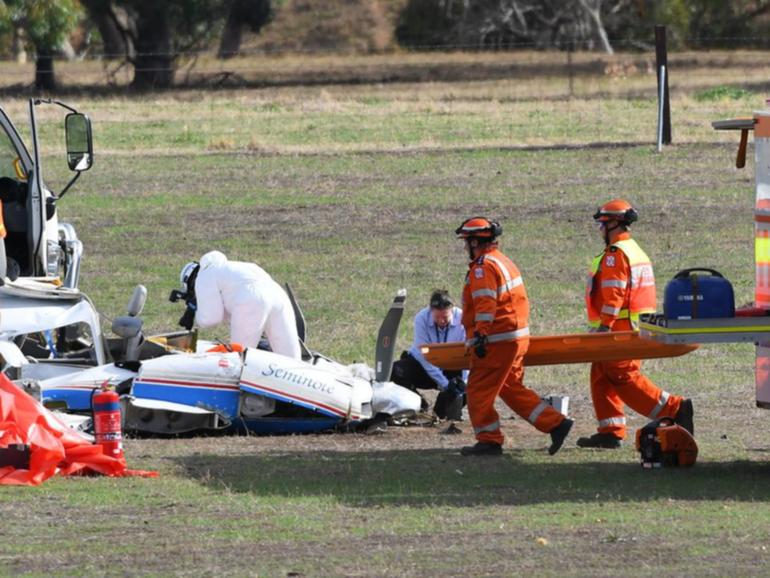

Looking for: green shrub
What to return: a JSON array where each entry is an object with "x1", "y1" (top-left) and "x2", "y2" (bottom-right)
[{"x1": 695, "y1": 85, "x2": 752, "y2": 101}]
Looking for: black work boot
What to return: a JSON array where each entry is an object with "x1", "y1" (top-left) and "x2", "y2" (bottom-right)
[
  {"x1": 460, "y1": 442, "x2": 503, "y2": 456},
  {"x1": 576, "y1": 432, "x2": 623, "y2": 449},
  {"x1": 675, "y1": 398, "x2": 694, "y2": 436},
  {"x1": 548, "y1": 418, "x2": 574, "y2": 455}
]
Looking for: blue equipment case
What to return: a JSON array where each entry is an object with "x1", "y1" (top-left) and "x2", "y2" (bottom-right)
[{"x1": 663, "y1": 268, "x2": 735, "y2": 320}]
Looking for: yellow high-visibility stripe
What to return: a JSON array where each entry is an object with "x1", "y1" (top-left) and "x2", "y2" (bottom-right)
[
  {"x1": 588, "y1": 310, "x2": 649, "y2": 328},
  {"x1": 640, "y1": 323, "x2": 770, "y2": 335},
  {"x1": 613, "y1": 239, "x2": 652, "y2": 266},
  {"x1": 589, "y1": 254, "x2": 603, "y2": 275},
  {"x1": 757, "y1": 236, "x2": 770, "y2": 263}
]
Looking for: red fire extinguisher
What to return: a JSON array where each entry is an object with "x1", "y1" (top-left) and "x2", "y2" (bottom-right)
[{"x1": 92, "y1": 382, "x2": 124, "y2": 460}]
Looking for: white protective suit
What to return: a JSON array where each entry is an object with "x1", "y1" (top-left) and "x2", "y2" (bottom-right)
[{"x1": 194, "y1": 251, "x2": 301, "y2": 359}]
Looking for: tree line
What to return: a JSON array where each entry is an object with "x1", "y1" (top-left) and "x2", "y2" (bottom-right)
[
  {"x1": 0, "y1": 0, "x2": 272, "y2": 90},
  {"x1": 2, "y1": 0, "x2": 770, "y2": 91},
  {"x1": 396, "y1": 0, "x2": 770, "y2": 53}
]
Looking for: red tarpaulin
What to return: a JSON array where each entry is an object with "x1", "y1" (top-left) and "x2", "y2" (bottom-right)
[{"x1": 0, "y1": 374, "x2": 157, "y2": 486}]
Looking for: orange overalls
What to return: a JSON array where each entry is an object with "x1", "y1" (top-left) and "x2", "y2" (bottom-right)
[
  {"x1": 462, "y1": 246, "x2": 565, "y2": 446},
  {"x1": 586, "y1": 232, "x2": 682, "y2": 439}
]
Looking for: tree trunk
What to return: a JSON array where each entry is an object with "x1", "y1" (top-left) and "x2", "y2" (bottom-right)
[
  {"x1": 217, "y1": 7, "x2": 243, "y2": 59},
  {"x1": 131, "y1": 3, "x2": 173, "y2": 89},
  {"x1": 218, "y1": 0, "x2": 272, "y2": 59},
  {"x1": 35, "y1": 52, "x2": 56, "y2": 91},
  {"x1": 84, "y1": 1, "x2": 129, "y2": 58},
  {"x1": 12, "y1": 26, "x2": 27, "y2": 64}
]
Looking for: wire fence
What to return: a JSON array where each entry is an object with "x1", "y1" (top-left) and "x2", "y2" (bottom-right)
[
  {"x1": 6, "y1": 33, "x2": 770, "y2": 61},
  {"x1": 1, "y1": 34, "x2": 770, "y2": 84}
]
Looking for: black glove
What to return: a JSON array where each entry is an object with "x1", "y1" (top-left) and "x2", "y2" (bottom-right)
[
  {"x1": 447, "y1": 377, "x2": 466, "y2": 397},
  {"x1": 169, "y1": 289, "x2": 186, "y2": 303},
  {"x1": 178, "y1": 303, "x2": 196, "y2": 330},
  {"x1": 472, "y1": 332, "x2": 488, "y2": 358},
  {"x1": 596, "y1": 324, "x2": 611, "y2": 333},
  {"x1": 170, "y1": 286, "x2": 197, "y2": 305}
]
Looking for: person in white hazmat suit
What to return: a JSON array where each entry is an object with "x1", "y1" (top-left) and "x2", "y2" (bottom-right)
[{"x1": 180, "y1": 251, "x2": 302, "y2": 360}]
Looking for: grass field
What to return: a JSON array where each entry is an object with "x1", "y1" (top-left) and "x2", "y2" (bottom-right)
[{"x1": 2, "y1": 51, "x2": 770, "y2": 576}]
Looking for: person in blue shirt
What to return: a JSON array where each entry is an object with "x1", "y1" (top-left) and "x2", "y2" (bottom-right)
[{"x1": 391, "y1": 289, "x2": 468, "y2": 420}]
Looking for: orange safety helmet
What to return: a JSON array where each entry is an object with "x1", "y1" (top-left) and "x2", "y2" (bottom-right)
[
  {"x1": 455, "y1": 217, "x2": 503, "y2": 239},
  {"x1": 593, "y1": 199, "x2": 638, "y2": 226}
]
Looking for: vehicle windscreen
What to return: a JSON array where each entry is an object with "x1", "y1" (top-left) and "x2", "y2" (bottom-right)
[{"x1": 0, "y1": 128, "x2": 24, "y2": 181}]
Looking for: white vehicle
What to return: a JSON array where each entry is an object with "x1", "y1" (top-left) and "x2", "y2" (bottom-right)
[
  {"x1": 2, "y1": 282, "x2": 421, "y2": 435},
  {"x1": 0, "y1": 99, "x2": 93, "y2": 287}
]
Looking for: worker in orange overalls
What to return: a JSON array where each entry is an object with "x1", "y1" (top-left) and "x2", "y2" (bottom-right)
[
  {"x1": 578, "y1": 199, "x2": 694, "y2": 449},
  {"x1": 456, "y1": 217, "x2": 573, "y2": 456}
]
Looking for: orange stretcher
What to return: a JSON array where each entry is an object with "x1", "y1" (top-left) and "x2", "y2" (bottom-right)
[{"x1": 420, "y1": 331, "x2": 697, "y2": 371}]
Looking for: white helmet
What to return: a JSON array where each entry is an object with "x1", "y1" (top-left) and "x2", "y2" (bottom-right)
[{"x1": 179, "y1": 261, "x2": 199, "y2": 293}]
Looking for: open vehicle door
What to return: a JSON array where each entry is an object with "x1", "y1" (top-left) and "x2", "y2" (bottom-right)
[
  {"x1": 0, "y1": 105, "x2": 34, "y2": 282},
  {"x1": 0, "y1": 99, "x2": 92, "y2": 285},
  {"x1": 26, "y1": 99, "x2": 93, "y2": 286}
]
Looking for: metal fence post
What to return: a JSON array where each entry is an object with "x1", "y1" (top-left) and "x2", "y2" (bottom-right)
[
  {"x1": 655, "y1": 25, "x2": 672, "y2": 145},
  {"x1": 657, "y1": 64, "x2": 666, "y2": 152}
]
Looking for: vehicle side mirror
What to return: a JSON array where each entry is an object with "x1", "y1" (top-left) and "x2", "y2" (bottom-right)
[{"x1": 65, "y1": 113, "x2": 93, "y2": 172}]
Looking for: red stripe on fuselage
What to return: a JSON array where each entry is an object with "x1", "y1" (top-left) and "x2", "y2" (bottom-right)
[
  {"x1": 138, "y1": 377, "x2": 240, "y2": 391},
  {"x1": 240, "y1": 379, "x2": 347, "y2": 418}
]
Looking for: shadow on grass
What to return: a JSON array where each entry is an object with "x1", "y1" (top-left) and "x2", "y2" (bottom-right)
[
  {"x1": 175, "y1": 448, "x2": 770, "y2": 507},
  {"x1": 6, "y1": 66, "x2": 770, "y2": 101}
]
